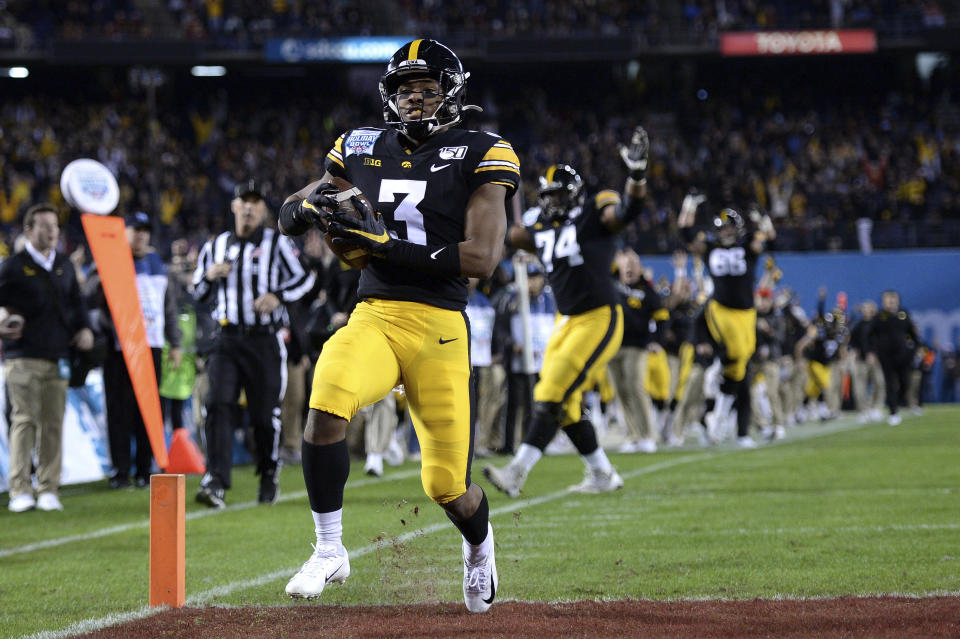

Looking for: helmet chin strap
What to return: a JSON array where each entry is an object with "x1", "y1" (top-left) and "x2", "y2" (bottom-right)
[{"x1": 389, "y1": 93, "x2": 483, "y2": 142}]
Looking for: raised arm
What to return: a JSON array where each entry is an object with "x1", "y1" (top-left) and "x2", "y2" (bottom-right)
[
  {"x1": 677, "y1": 192, "x2": 708, "y2": 256},
  {"x1": 601, "y1": 125, "x2": 649, "y2": 233}
]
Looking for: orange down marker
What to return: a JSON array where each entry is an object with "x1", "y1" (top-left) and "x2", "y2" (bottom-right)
[
  {"x1": 81, "y1": 214, "x2": 168, "y2": 468},
  {"x1": 150, "y1": 474, "x2": 186, "y2": 607}
]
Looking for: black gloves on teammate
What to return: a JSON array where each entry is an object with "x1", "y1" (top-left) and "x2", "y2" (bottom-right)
[{"x1": 619, "y1": 125, "x2": 649, "y2": 182}]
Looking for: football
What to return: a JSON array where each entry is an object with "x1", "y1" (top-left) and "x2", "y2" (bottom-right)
[{"x1": 323, "y1": 176, "x2": 373, "y2": 270}]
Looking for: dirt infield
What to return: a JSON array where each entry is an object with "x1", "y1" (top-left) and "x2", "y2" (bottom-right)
[{"x1": 73, "y1": 596, "x2": 960, "y2": 638}]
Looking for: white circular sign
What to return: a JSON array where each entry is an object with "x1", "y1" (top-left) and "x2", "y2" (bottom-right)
[{"x1": 60, "y1": 159, "x2": 119, "y2": 215}]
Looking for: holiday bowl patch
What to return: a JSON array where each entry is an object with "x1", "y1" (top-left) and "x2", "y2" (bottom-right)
[{"x1": 343, "y1": 129, "x2": 383, "y2": 157}]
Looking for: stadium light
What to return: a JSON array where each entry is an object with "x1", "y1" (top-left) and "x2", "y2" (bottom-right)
[
  {"x1": 191, "y1": 66, "x2": 227, "y2": 77},
  {"x1": 7, "y1": 67, "x2": 29, "y2": 78}
]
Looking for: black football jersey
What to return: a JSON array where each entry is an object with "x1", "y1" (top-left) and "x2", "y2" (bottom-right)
[
  {"x1": 523, "y1": 190, "x2": 620, "y2": 315},
  {"x1": 324, "y1": 127, "x2": 520, "y2": 310},
  {"x1": 704, "y1": 237, "x2": 761, "y2": 310},
  {"x1": 616, "y1": 278, "x2": 668, "y2": 348}
]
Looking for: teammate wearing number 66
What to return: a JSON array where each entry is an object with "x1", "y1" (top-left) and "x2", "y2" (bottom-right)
[
  {"x1": 483, "y1": 126, "x2": 649, "y2": 500},
  {"x1": 677, "y1": 194, "x2": 776, "y2": 448},
  {"x1": 278, "y1": 39, "x2": 519, "y2": 613}
]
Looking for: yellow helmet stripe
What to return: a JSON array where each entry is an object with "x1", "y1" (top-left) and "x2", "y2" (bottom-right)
[
  {"x1": 408, "y1": 39, "x2": 423, "y2": 61},
  {"x1": 545, "y1": 165, "x2": 557, "y2": 183}
]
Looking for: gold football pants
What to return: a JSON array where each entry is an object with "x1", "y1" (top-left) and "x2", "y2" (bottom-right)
[
  {"x1": 704, "y1": 300, "x2": 757, "y2": 383},
  {"x1": 645, "y1": 348, "x2": 670, "y2": 401},
  {"x1": 534, "y1": 304, "x2": 624, "y2": 426},
  {"x1": 309, "y1": 299, "x2": 473, "y2": 504},
  {"x1": 805, "y1": 360, "x2": 832, "y2": 400}
]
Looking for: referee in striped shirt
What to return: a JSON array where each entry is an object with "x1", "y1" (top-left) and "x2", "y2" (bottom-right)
[{"x1": 193, "y1": 179, "x2": 316, "y2": 507}]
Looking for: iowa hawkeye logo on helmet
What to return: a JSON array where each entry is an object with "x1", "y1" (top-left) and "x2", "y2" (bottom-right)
[
  {"x1": 379, "y1": 39, "x2": 482, "y2": 140},
  {"x1": 714, "y1": 208, "x2": 745, "y2": 235}
]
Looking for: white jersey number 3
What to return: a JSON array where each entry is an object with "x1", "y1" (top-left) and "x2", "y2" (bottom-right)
[
  {"x1": 709, "y1": 247, "x2": 747, "y2": 277},
  {"x1": 535, "y1": 225, "x2": 583, "y2": 272},
  {"x1": 379, "y1": 179, "x2": 427, "y2": 245}
]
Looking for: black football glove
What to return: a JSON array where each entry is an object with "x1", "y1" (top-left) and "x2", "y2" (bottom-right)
[
  {"x1": 326, "y1": 195, "x2": 395, "y2": 257},
  {"x1": 294, "y1": 182, "x2": 340, "y2": 228},
  {"x1": 619, "y1": 125, "x2": 649, "y2": 181}
]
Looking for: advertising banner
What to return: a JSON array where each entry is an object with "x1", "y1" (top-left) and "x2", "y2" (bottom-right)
[{"x1": 721, "y1": 29, "x2": 877, "y2": 56}]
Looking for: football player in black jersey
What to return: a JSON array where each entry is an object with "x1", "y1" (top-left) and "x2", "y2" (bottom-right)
[
  {"x1": 678, "y1": 196, "x2": 775, "y2": 448},
  {"x1": 277, "y1": 39, "x2": 519, "y2": 613},
  {"x1": 482, "y1": 127, "x2": 648, "y2": 498}
]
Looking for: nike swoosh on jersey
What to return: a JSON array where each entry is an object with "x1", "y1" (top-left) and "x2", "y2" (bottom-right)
[
  {"x1": 438, "y1": 337, "x2": 458, "y2": 344},
  {"x1": 430, "y1": 163, "x2": 451, "y2": 172},
  {"x1": 430, "y1": 247, "x2": 446, "y2": 259}
]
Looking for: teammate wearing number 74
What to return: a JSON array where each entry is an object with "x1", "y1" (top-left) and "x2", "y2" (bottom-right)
[
  {"x1": 483, "y1": 126, "x2": 649, "y2": 499},
  {"x1": 277, "y1": 39, "x2": 520, "y2": 613}
]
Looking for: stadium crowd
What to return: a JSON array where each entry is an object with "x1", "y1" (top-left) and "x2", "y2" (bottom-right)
[
  {"x1": 2, "y1": 75, "x2": 959, "y2": 257},
  {"x1": 2, "y1": 0, "x2": 955, "y2": 49}
]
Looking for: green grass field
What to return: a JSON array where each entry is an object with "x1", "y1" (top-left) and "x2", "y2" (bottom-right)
[{"x1": 2, "y1": 405, "x2": 959, "y2": 639}]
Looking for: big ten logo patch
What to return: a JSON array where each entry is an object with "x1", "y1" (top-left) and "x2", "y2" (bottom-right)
[
  {"x1": 364, "y1": 158, "x2": 382, "y2": 167},
  {"x1": 439, "y1": 146, "x2": 468, "y2": 161}
]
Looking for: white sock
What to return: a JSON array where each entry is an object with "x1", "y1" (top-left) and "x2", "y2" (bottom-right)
[
  {"x1": 463, "y1": 522, "x2": 493, "y2": 563},
  {"x1": 513, "y1": 443, "x2": 543, "y2": 474},
  {"x1": 312, "y1": 509, "x2": 343, "y2": 550},
  {"x1": 715, "y1": 391, "x2": 735, "y2": 420},
  {"x1": 583, "y1": 447, "x2": 613, "y2": 473}
]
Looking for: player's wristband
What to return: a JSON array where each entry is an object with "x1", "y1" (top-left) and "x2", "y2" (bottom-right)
[
  {"x1": 383, "y1": 241, "x2": 461, "y2": 278},
  {"x1": 279, "y1": 199, "x2": 312, "y2": 236}
]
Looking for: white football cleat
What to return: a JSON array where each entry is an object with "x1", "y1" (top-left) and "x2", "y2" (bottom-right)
[
  {"x1": 285, "y1": 544, "x2": 350, "y2": 599},
  {"x1": 384, "y1": 437, "x2": 405, "y2": 466},
  {"x1": 364, "y1": 453, "x2": 384, "y2": 477},
  {"x1": 636, "y1": 438, "x2": 658, "y2": 454},
  {"x1": 8, "y1": 493, "x2": 35, "y2": 513},
  {"x1": 482, "y1": 463, "x2": 526, "y2": 498},
  {"x1": 463, "y1": 523, "x2": 498, "y2": 613},
  {"x1": 569, "y1": 466, "x2": 624, "y2": 494},
  {"x1": 736, "y1": 435, "x2": 759, "y2": 449},
  {"x1": 888, "y1": 413, "x2": 902, "y2": 426},
  {"x1": 36, "y1": 492, "x2": 63, "y2": 511},
  {"x1": 616, "y1": 440, "x2": 640, "y2": 454}
]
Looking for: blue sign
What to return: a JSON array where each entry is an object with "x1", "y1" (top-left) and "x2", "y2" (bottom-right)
[
  {"x1": 639, "y1": 249, "x2": 960, "y2": 349},
  {"x1": 265, "y1": 37, "x2": 410, "y2": 63}
]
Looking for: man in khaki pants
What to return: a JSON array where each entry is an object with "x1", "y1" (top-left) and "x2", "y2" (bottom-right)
[
  {"x1": 609, "y1": 249, "x2": 667, "y2": 453},
  {"x1": 0, "y1": 204, "x2": 94, "y2": 512}
]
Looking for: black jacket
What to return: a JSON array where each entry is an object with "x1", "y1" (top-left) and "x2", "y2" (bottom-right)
[{"x1": 0, "y1": 250, "x2": 90, "y2": 360}]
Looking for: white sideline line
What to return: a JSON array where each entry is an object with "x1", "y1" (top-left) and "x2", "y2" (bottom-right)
[
  {"x1": 22, "y1": 417, "x2": 879, "y2": 638},
  {"x1": 0, "y1": 469, "x2": 422, "y2": 560},
  {"x1": 1, "y1": 415, "x2": 869, "y2": 559}
]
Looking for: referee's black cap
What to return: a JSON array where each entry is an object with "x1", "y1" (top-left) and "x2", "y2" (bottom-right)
[{"x1": 234, "y1": 179, "x2": 267, "y2": 200}]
